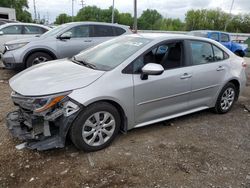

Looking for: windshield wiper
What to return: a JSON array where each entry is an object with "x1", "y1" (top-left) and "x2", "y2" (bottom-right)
[{"x1": 71, "y1": 57, "x2": 97, "y2": 69}]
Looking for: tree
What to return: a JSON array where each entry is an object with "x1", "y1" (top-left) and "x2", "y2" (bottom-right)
[
  {"x1": 138, "y1": 9, "x2": 163, "y2": 30},
  {"x1": 75, "y1": 6, "x2": 101, "y2": 21},
  {"x1": 0, "y1": 0, "x2": 32, "y2": 22},
  {"x1": 55, "y1": 13, "x2": 72, "y2": 24},
  {"x1": 118, "y1": 13, "x2": 133, "y2": 26}
]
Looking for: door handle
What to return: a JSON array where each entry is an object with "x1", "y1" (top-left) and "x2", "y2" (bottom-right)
[
  {"x1": 84, "y1": 40, "x2": 92, "y2": 42},
  {"x1": 216, "y1": 66, "x2": 225, "y2": 71},
  {"x1": 180, "y1": 73, "x2": 192, "y2": 79}
]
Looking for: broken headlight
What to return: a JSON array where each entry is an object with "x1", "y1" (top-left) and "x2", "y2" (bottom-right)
[{"x1": 11, "y1": 91, "x2": 72, "y2": 113}]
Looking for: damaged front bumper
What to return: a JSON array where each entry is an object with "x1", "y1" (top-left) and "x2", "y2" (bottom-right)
[{"x1": 6, "y1": 99, "x2": 81, "y2": 151}]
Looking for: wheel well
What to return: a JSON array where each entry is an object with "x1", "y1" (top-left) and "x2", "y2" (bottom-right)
[
  {"x1": 234, "y1": 50, "x2": 244, "y2": 57},
  {"x1": 89, "y1": 100, "x2": 128, "y2": 133},
  {"x1": 24, "y1": 49, "x2": 57, "y2": 66},
  {"x1": 228, "y1": 79, "x2": 240, "y2": 100}
]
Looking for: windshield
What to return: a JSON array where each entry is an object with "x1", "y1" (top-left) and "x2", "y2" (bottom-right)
[
  {"x1": 40, "y1": 24, "x2": 69, "y2": 37},
  {"x1": 74, "y1": 36, "x2": 152, "y2": 71}
]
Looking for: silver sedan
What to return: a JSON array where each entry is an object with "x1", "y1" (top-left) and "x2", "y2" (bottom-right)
[{"x1": 7, "y1": 33, "x2": 247, "y2": 151}]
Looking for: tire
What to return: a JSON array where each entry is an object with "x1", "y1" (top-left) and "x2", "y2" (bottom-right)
[
  {"x1": 26, "y1": 52, "x2": 53, "y2": 68},
  {"x1": 70, "y1": 102, "x2": 121, "y2": 152},
  {"x1": 214, "y1": 83, "x2": 237, "y2": 114}
]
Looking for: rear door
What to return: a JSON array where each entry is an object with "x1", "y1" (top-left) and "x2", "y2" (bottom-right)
[
  {"x1": 0, "y1": 25, "x2": 22, "y2": 52},
  {"x1": 57, "y1": 25, "x2": 94, "y2": 58},
  {"x1": 89, "y1": 25, "x2": 115, "y2": 46},
  {"x1": 187, "y1": 40, "x2": 230, "y2": 108}
]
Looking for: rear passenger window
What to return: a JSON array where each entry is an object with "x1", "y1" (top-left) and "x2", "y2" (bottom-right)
[
  {"x1": 24, "y1": 26, "x2": 47, "y2": 34},
  {"x1": 190, "y1": 41, "x2": 213, "y2": 65},
  {"x1": 213, "y1": 45, "x2": 224, "y2": 61},
  {"x1": 92, "y1": 25, "x2": 114, "y2": 37},
  {"x1": 113, "y1": 27, "x2": 126, "y2": 36}
]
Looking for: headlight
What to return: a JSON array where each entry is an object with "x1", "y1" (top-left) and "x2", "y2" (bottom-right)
[
  {"x1": 5, "y1": 42, "x2": 29, "y2": 51},
  {"x1": 11, "y1": 91, "x2": 72, "y2": 113}
]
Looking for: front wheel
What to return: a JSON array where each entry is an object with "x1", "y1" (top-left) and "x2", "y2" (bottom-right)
[
  {"x1": 214, "y1": 83, "x2": 237, "y2": 114},
  {"x1": 26, "y1": 52, "x2": 53, "y2": 67},
  {"x1": 70, "y1": 102, "x2": 121, "y2": 152}
]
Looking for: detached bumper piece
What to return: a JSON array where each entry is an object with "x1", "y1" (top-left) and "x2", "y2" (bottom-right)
[{"x1": 6, "y1": 107, "x2": 80, "y2": 151}]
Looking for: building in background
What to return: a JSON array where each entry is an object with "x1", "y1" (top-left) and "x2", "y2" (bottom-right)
[{"x1": 0, "y1": 7, "x2": 16, "y2": 20}]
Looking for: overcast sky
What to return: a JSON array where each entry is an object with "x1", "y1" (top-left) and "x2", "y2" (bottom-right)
[{"x1": 27, "y1": 0, "x2": 250, "y2": 23}]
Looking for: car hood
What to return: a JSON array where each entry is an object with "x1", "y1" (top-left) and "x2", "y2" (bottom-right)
[
  {"x1": 5, "y1": 36, "x2": 43, "y2": 45},
  {"x1": 9, "y1": 59, "x2": 105, "y2": 96}
]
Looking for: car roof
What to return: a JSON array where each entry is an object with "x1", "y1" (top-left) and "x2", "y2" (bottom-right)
[
  {"x1": 132, "y1": 33, "x2": 209, "y2": 41},
  {"x1": 0, "y1": 23, "x2": 50, "y2": 30},
  {"x1": 189, "y1": 30, "x2": 229, "y2": 35},
  {"x1": 62, "y1": 21, "x2": 130, "y2": 29}
]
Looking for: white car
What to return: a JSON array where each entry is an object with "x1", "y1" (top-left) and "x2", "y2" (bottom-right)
[
  {"x1": 6, "y1": 34, "x2": 247, "y2": 151},
  {"x1": 0, "y1": 23, "x2": 50, "y2": 53}
]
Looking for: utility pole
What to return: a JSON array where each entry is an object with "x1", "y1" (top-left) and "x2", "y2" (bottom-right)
[
  {"x1": 71, "y1": 0, "x2": 74, "y2": 22},
  {"x1": 224, "y1": 0, "x2": 235, "y2": 31},
  {"x1": 111, "y1": 0, "x2": 115, "y2": 23},
  {"x1": 80, "y1": 0, "x2": 85, "y2": 9},
  {"x1": 33, "y1": 0, "x2": 37, "y2": 23},
  {"x1": 133, "y1": 0, "x2": 137, "y2": 33}
]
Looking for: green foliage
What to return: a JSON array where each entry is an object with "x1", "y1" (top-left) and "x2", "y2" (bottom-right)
[
  {"x1": 0, "y1": 0, "x2": 32, "y2": 22},
  {"x1": 118, "y1": 13, "x2": 133, "y2": 26},
  {"x1": 138, "y1": 9, "x2": 162, "y2": 30},
  {"x1": 185, "y1": 8, "x2": 250, "y2": 33},
  {"x1": 55, "y1": 13, "x2": 72, "y2": 24}
]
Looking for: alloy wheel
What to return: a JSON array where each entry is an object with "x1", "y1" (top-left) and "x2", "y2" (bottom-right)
[{"x1": 82, "y1": 111, "x2": 116, "y2": 147}]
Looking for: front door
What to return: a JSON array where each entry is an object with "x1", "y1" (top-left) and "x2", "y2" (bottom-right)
[
  {"x1": 133, "y1": 41, "x2": 192, "y2": 125},
  {"x1": 57, "y1": 25, "x2": 94, "y2": 58}
]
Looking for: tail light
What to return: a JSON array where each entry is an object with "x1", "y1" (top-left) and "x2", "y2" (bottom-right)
[{"x1": 242, "y1": 62, "x2": 247, "y2": 68}]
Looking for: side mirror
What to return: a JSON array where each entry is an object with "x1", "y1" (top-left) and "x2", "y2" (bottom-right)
[
  {"x1": 58, "y1": 32, "x2": 72, "y2": 40},
  {"x1": 141, "y1": 63, "x2": 164, "y2": 80},
  {"x1": 0, "y1": 31, "x2": 4, "y2": 35}
]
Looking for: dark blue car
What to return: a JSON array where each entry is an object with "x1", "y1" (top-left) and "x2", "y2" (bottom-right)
[{"x1": 188, "y1": 30, "x2": 247, "y2": 57}]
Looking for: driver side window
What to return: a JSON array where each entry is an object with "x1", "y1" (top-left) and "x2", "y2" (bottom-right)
[
  {"x1": 65, "y1": 25, "x2": 89, "y2": 38},
  {"x1": 133, "y1": 41, "x2": 183, "y2": 73}
]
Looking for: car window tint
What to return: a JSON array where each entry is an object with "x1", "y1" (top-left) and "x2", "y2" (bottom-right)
[
  {"x1": 190, "y1": 41, "x2": 213, "y2": 65},
  {"x1": 1, "y1": 25, "x2": 22, "y2": 34},
  {"x1": 213, "y1": 45, "x2": 224, "y2": 61},
  {"x1": 210, "y1": 33, "x2": 219, "y2": 41},
  {"x1": 66, "y1": 25, "x2": 89, "y2": 38},
  {"x1": 133, "y1": 42, "x2": 183, "y2": 73},
  {"x1": 24, "y1": 25, "x2": 46, "y2": 34},
  {"x1": 92, "y1": 25, "x2": 114, "y2": 37},
  {"x1": 113, "y1": 27, "x2": 126, "y2": 36},
  {"x1": 221, "y1": 34, "x2": 230, "y2": 42}
]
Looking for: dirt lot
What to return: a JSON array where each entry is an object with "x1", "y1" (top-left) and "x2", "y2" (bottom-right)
[{"x1": 0, "y1": 59, "x2": 250, "y2": 188}]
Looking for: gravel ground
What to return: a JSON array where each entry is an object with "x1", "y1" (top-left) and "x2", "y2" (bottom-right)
[{"x1": 0, "y1": 59, "x2": 249, "y2": 188}]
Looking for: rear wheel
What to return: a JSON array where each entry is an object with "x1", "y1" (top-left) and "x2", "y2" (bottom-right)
[
  {"x1": 70, "y1": 102, "x2": 121, "y2": 152},
  {"x1": 26, "y1": 52, "x2": 53, "y2": 67},
  {"x1": 214, "y1": 83, "x2": 237, "y2": 114}
]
